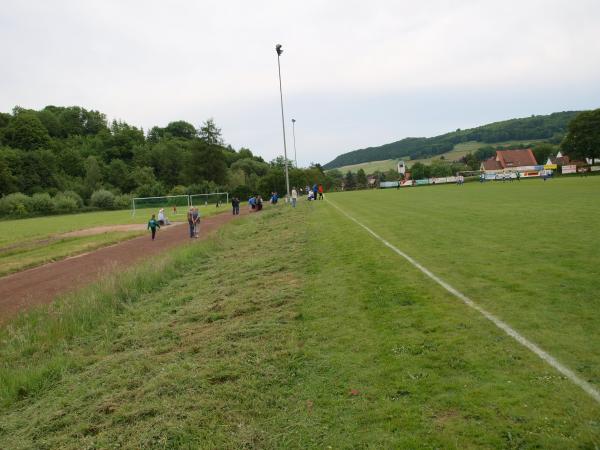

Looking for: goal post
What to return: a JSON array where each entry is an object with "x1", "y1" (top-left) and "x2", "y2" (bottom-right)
[
  {"x1": 131, "y1": 195, "x2": 190, "y2": 216},
  {"x1": 189, "y1": 192, "x2": 229, "y2": 208}
]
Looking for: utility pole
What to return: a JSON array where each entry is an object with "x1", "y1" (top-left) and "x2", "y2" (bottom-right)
[
  {"x1": 291, "y1": 118, "x2": 298, "y2": 168},
  {"x1": 275, "y1": 44, "x2": 290, "y2": 198}
]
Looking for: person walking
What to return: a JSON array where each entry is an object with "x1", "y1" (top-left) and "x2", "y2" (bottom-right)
[
  {"x1": 291, "y1": 187, "x2": 298, "y2": 207},
  {"x1": 147, "y1": 214, "x2": 160, "y2": 240}
]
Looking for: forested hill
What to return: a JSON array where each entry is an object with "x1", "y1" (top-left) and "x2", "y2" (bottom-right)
[{"x1": 323, "y1": 111, "x2": 581, "y2": 169}]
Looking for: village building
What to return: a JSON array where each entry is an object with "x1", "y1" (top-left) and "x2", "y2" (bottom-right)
[{"x1": 480, "y1": 148, "x2": 539, "y2": 176}]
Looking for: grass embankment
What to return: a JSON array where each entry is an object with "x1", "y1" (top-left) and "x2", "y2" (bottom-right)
[
  {"x1": 1, "y1": 200, "x2": 599, "y2": 448},
  {"x1": 0, "y1": 205, "x2": 226, "y2": 276}
]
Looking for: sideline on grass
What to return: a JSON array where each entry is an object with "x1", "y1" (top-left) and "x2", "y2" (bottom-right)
[{"x1": 326, "y1": 198, "x2": 600, "y2": 405}]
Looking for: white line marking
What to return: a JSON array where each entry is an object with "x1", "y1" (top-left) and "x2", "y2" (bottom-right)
[{"x1": 326, "y1": 198, "x2": 600, "y2": 404}]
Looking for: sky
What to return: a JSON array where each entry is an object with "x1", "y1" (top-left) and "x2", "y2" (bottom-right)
[{"x1": 1, "y1": 0, "x2": 600, "y2": 166}]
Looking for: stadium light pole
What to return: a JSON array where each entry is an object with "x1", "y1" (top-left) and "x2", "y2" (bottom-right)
[
  {"x1": 291, "y1": 118, "x2": 298, "y2": 168},
  {"x1": 275, "y1": 44, "x2": 291, "y2": 199}
]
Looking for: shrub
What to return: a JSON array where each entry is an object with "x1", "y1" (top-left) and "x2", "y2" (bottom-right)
[
  {"x1": 31, "y1": 193, "x2": 55, "y2": 214},
  {"x1": 169, "y1": 185, "x2": 187, "y2": 196},
  {"x1": 114, "y1": 194, "x2": 132, "y2": 210},
  {"x1": 90, "y1": 189, "x2": 115, "y2": 209},
  {"x1": 53, "y1": 194, "x2": 79, "y2": 213},
  {"x1": 0, "y1": 193, "x2": 32, "y2": 217},
  {"x1": 62, "y1": 190, "x2": 84, "y2": 208}
]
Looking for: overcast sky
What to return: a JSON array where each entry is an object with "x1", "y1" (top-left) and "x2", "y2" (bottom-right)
[{"x1": 2, "y1": 0, "x2": 600, "y2": 166}]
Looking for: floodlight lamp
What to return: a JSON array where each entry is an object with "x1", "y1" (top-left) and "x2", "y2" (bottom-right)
[{"x1": 276, "y1": 44, "x2": 283, "y2": 55}]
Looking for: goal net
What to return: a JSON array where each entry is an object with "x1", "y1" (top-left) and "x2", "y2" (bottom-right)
[
  {"x1": 131, "y1": 195, "x2": 190, "y2": 216},
  {"x1": 189, "y1": 192, "x2": 229, "y2": 208}
]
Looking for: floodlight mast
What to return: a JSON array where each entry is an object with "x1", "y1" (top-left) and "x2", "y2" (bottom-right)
[
  {"x1": 276, "y1": 44, "x2": 291, "y2": 199},
  {"x1": 291, "y1": 118, "x2": 298, "y2": 168}
]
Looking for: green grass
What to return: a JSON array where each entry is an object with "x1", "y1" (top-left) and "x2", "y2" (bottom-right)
[
  {"x1": 0, "y1": 205, "x2": 223, "y2": 247},
  {"x1": 0, "y1": 205, "x2": 226, "y2": 276},
  {"x1": 327, "y1": 177, "x2": 600, "y2": 391},
  {"x1": 0, "y1": 232, "x2": 141, "y2": 277},
  {"x1": 1, "y1": 187, "x2": 599, "y2": 448},
  {"x1": 332, "y1": 139, "x2": 547, "y2": 174}
]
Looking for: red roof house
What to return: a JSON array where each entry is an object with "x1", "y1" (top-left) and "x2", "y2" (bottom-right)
[{"x1": 481, "y1": 148, "x2": 538, "y2": 172}]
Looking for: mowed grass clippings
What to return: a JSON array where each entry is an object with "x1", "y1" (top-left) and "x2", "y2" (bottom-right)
[
  {"x1": 0, "y1": 207, "x2": 305, "y2": 449},
  {"x1": 0, "y1": 196, "x2": 598, "y2": 448},
  {"x1": 327, "y1": 176, "x2": 600, "y2": 390}
]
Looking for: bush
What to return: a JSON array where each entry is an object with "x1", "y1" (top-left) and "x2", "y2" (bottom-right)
[
  {"x1": 53, "y1": 194, "x2": 79, "y2": 213},
  {"x1": 0, "y1": 193, "x2": 33, "y2": 217},
  {"x1": 169, "y1": 185, "x2": 187, "y2": 196},
  {"x1": 90, "y1": 189, "x2": 115, "y2": 209},
  {"x1": 114, "y1": 194, "x2": 132, "y2": 210},
  {"x1": 31, "y1": 193, "x2": 55, "y2": 214},
  {"x1": 231, "y1": 185, "x2": 252, "y2": 200},
  {"x1": 62, "y1": 190, "x2": 84, "y2": 208}
]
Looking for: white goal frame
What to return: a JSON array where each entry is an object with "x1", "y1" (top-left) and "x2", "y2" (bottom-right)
[
  {"x1": 189, "y1": 192, "x2": 229, "y2": 207},
  {"x1": 131, "y1": 195, "x2": 191, "y2": 216}
]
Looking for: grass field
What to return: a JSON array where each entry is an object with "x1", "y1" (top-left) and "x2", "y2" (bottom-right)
[
  {"x1": 1, "y1": 179, "x2": 599, "y2": 448},
  {"x1": 0, "y1": 205, "x2": 226, "y2": 276},
  {"x1": 332, "y1": 140, "x2": 546, "y2": 174}
]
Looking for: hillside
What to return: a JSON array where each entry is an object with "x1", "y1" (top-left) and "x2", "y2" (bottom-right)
[
  {"x1": 323, "y1": 111, "x2": 580, "y2": 169},
  {"x1": 331, "y1": 139, "x2": 546, "y2": 174}
]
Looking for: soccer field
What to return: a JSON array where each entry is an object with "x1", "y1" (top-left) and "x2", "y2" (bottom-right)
[{"x1": 326, "y1": 177, "x2": 600, "y2": 398}]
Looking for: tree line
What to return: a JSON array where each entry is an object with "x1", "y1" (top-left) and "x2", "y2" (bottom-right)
[{"x1": 0, "y1": 105, "x2": 338, "y2": 217}]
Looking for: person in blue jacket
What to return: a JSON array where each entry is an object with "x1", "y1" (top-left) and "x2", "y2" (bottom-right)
[{"x1": 312, "y1": 184, "x2": 318, "y2": 200}]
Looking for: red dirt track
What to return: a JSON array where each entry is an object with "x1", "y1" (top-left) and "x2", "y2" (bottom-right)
[{"x1": 0, "y1": 209, "x2": 247, "y2": 323}]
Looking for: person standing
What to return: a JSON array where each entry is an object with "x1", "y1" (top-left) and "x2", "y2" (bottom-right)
[
  {"x1": 291, "y1": 187, "x2": 298, "y2": 207},
  {"x1": 232, "y1": 197, "x2": 240, "y2": 215},
  {"x1": 147, "y1": 214, "x2": 160, "y2": 240},
  {"x1": 192, "y1": 207, "x2": 200, "y2": 237},
  {"x1": 187, "y1": 208, "x2": 195, "y2": 239},
  {"x1": 312, "y1": 183, "x2": 318, "y2": 200},
  {"x1": 318, "y1": 184, "x2": 324, "y2": 200}
]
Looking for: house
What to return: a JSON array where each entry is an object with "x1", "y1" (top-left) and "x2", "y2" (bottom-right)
[
  {"x1": 546, "y1": 150, "x2": 570, "y2": 166},
  {"x1": 480, "y1": 148, "x2": 538, "y2": 173}
]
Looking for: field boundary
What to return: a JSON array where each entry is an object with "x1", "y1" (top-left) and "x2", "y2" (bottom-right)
[{"x1": 326, "y1": 198, "x2": 600, "y2": 405}]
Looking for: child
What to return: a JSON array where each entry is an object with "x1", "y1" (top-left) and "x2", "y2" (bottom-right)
[{"x1": 148, "y1": 214, "x2": 160, "y2": 240}]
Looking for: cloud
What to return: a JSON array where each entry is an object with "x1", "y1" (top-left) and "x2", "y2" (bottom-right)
[{"x1": 1, "y1": 0, "x2": 599, "y2": 165}]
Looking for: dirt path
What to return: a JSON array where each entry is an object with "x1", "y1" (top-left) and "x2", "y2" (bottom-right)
[{"x1": 0, "y1": 208, "x2": 247, "y2": 323}]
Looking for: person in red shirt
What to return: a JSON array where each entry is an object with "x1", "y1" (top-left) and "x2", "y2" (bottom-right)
[{"x1": 318, "y1": 184, "x2": 324, "y2": 200}]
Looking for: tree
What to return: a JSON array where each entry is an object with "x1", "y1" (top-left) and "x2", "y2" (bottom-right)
[
  {"x1": 84, "y1": 156, "x2": 103, "y2": 192},
  {"x1": 532, "y1": 143, "x2": 557, "y2": 165},
  {"x1": 1, "y1": 112, "x2": 50, "y2": 150},
  {"x1": 410, "y1": 162, "x2": 428, "y2": 180},
  {"x1": 198, "y1": 118, "x2": 223, "y2": 145},
  {"x1": 185, "y1": 140, "x2": 227, "y2": 185},
  {"x1": 107, "y1": 159, "x2": 131, "y2": 191},
  {"x1": 164, "y1": 121, "x2": 197, "y2": 140},
  {"x1": 344, "y1": 171, "x2": 356, "y2": 190},
  {"x1": 561, "y1": 109, "x2": 600, "y2": 162},
  {"x1": 356, "y1": 168, "x2": 368, "y2": 188}
]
